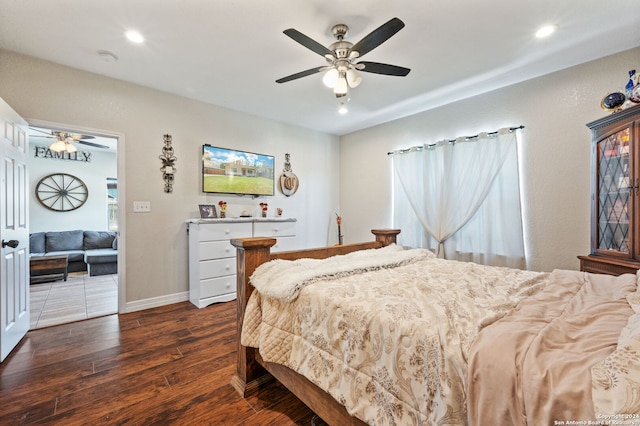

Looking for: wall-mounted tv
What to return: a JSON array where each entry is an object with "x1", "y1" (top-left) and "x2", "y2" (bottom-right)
[{"x1": 202, "y1": 145, "x2": 275, "y2": 196}]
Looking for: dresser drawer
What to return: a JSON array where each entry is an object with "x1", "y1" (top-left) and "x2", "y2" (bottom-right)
[
  {"x1": 198, "y1": 222, "x2": 252, "y2": 242},
  {"x1": 200, "y1": 258, "x2": 236, "y2": 279},
  {"x1": 199, "y1": 240, "x2": 235, "y2": 261},
  {"x1": 200, "y1": 275, "x2": 236, "y2": 299},
  {"x1": 253, "y1": 221, "x2": 296, "y2": 238}
]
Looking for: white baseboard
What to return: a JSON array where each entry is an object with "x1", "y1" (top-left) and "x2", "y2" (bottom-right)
[{"x1": 124, "y1": 291, "x2": 190, "y2": 313}]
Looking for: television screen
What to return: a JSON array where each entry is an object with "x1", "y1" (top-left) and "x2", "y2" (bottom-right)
[{"x1": 202, "y1": 145, "x2": 275, "y2": 196}]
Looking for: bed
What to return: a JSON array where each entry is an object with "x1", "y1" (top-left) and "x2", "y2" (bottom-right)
[{"x1": 230, "y1": 229, "x2": 640, "y2": 425}]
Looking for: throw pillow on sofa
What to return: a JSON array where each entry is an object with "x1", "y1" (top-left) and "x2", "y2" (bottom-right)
[
  {"x1": 84, "y1": 231, "x2": 117, "y2": 250},
  {"x1": 30, "y1": 232, "x2": 45, "y2": 254},
  {"x1": 45, "y1": 230, "x2": 84, "y2": 252}
]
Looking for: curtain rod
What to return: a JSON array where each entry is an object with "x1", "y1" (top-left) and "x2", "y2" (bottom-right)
[{"x1": 387, "y1": 125, "x2": 525, "y2": 156}]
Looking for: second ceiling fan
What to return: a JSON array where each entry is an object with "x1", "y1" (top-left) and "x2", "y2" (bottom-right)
[
  {"x1": 31, "y1": 127, "x2": 110, "y2": 152},
  {"x1": 276, "y1": 17, "x2": 410, "y2": 97}
]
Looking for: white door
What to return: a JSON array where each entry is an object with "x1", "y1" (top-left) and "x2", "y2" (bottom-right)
[{"x1": 0, "y1": 97, "x2": 29, "y2": 362}]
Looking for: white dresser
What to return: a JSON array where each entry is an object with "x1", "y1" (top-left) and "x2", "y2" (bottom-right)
[{"x1": 186, "y1": 218, "x2": 297, "y2": 308}]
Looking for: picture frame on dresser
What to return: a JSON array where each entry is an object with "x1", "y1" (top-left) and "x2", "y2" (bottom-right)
[{"x1": 199, "y1": 204, "x2": 217, "y2": 218}]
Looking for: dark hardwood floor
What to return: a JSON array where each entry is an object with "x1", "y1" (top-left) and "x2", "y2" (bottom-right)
[{"x1": 0, "y1": 301, "x2": 325, "y2": 425}]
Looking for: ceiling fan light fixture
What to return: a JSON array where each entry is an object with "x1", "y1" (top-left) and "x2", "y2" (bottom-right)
[
  {"x1": 65, "y1": 141, "x2": 78, "y2": 153},
  {"x1": 333, "y1": 72, "x2": 348, "y2": 96},
  {"x1": 323, "y1": 68, "x2": 339, "y2": 88},
  {"x1": 49, "y1": 137, "x2": 78, "y2": 153},
  {"x1": 346, "y1": 68, "x2": 362, "y2": 88},
  {"x1": 49, "y1": 140, "x2": 67, "y2": 152}
]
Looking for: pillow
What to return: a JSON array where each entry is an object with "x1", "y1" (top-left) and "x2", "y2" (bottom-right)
[
  {"x1": 84, "y1": 231, "x2": 116, "y2": 250},
  {"x1": 45, "y1": 230, "x2": 84, "y2": 252},
  {"x1": 29, "y1": 232, "x2": 45, "y2": 253},
  {"x1": 112, "y1": 236, "x2": 118, "y2": 249}
]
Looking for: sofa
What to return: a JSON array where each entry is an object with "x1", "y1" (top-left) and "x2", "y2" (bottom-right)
[{"x1": 30, "y1": 230, "x2": 118, "y2": 276}]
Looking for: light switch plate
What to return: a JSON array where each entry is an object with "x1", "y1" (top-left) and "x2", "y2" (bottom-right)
[{"x1": 133, "y1": 201, "x2": 151, "y2": 213}]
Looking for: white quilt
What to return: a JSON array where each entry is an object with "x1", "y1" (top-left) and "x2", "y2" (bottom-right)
[{"x1": 250, "y1": 244, "x2": 432, "y2": 301}]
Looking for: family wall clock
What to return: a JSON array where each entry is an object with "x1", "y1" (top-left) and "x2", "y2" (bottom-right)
[{"x1": 35, "y1": 173, "x2": 88, "y2": 211}]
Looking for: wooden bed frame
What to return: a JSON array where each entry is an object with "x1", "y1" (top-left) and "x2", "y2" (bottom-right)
[{"x1": 230, "y1": 229, "x2": 401, "y2": 426}]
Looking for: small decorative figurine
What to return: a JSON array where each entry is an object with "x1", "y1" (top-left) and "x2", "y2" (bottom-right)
[
  {"x1": 218, "y1": 201, "x2": 227, "y2": 218},
  {"x1": 601, "y1": 92, "x2": 626, "y2": 112}
]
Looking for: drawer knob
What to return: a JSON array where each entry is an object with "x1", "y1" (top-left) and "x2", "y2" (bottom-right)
[
  {"x1": 273, "y1": 228, "x2": 279, "y2": 233},
  {"x1": 225, "y1": 283, "x2": 231, "y2": 289}
]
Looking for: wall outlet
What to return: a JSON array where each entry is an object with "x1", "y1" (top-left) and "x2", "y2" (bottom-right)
[{"x1": 133, "y1": 201, "x2": 151, "y2": 213}]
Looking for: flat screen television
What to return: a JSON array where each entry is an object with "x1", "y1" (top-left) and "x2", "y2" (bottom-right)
[{"x1": 202, "y1": 145, "x2": 275, "y2": 196}]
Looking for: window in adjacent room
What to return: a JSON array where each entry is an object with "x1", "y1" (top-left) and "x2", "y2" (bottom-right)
[{"x1": 107, "y1": 177, "x2": 118, "y2": 231}]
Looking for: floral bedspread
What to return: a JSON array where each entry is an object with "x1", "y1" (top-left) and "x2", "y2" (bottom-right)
[{"x1": 242, "y1": 250, "x2": 549, "y2": 425}]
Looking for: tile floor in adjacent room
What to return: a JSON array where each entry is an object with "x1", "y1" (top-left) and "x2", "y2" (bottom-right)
[{"x1": 30, "y1": 272, "x2": 118, "y2": 329}]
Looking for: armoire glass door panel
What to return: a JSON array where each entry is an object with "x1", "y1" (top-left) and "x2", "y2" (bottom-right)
[{"x1": 597, "y1": 128, "x2": 631, "y2": 253}]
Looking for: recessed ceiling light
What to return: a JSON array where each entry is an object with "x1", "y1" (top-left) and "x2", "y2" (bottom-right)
[
  {"x1": 125, "y1": 30, "x2": 145, "y2": 44},
  {"x1": 535, "y1": 24, "x2": 556, "y2": 39}
]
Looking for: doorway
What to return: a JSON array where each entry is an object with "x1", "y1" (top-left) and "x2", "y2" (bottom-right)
[{"x1": 26, "y1": 121, "x2": 123, "y2": 329}]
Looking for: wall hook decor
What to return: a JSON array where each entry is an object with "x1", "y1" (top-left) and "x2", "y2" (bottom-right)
[
  {"x1": 159, "y1": 134, "x2": 176, "y2": 193},
  {"x1": 278, "y1": 153, "x2": 299, "y2": 197}
]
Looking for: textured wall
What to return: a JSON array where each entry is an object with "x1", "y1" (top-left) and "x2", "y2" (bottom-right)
[
  {"x1": 340, "y1": 47, "x2": 640, "y2": 272},
  {"x1": 0, "y1": 49, "x2": 340, "y2": 308}
]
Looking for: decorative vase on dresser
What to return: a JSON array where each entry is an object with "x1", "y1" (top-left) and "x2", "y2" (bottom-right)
[
  {"x1": 186, "y1": 217, "x2": 297, "y2": 308},
  {"x1": 579, "y1": 104, "x2": 640, "y2": 275}
]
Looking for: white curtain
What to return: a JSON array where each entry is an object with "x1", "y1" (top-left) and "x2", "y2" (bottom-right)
[{"x1": 392, "y1": 128, "x2": 525, "y2": 269}]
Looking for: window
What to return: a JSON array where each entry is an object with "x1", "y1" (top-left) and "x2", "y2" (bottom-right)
[
  {"x1": 107, "y1": 177, "x2": 118, "y2": 231},
  {"x1": 392, "y1": 128, "x2": 525, "y2": 268}
]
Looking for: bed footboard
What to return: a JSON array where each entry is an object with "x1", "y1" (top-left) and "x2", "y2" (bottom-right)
[{"x1": 229, "y1": 229, "x2": 400, "y2": 400}]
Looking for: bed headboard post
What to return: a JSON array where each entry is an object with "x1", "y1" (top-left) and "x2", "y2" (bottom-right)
[
  {"x1": 371, "y1": 229, "x2": 401, "y2": 246},
  {"x1": 229, "y1": 237, "x2": 277, "y2": 397}
]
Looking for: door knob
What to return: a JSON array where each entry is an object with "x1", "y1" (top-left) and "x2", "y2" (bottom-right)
[{"x1": 2, "y1": 239, "x2": 19, "y2": 248}]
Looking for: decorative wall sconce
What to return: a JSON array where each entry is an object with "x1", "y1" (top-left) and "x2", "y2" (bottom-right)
[{"x1": 159, "y1": 134, "x2": 176, "y2": 193}]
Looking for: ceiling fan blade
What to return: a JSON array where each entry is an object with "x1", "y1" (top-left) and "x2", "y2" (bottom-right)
[
  {"x1": 351, "y1": 18, "x2": 405, "y2": 58},
  {"x1": 358, "y1": 61, "x2": 410, "y2": 76},
  {"x1": 276, "y1": 66, "x2": 326, "y2": 83},
  {"x1": 283, "y1": 28, "x2": 333, "y2": 57},
  {"x1": 29, "y1": 127, "x2": 53, "y2": 137},
  {"x1": 68, "y1": 133, "x2": 95, "y2": 141},
  {"x1": 78, "y1": 140, "x2": 110, "y2": 149}
]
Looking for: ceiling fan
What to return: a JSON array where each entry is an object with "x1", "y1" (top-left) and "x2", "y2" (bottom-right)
[
  {"x1": 30, "y1": 127, "x2": 110, "y2": 152},
  {"x1": 276, "y1": 17, "x2": 411, "y2": 98}
]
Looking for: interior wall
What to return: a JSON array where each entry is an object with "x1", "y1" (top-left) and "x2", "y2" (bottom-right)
[
  {"x1": 0, "y1": 49, "x2": 340, "y2": 307},
  {"x1": 28, "y1": 142, "x2": 117, "y2": 233},
  {"x1": 339, "y1": 46, "x2": 640, "y2": 273}
]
